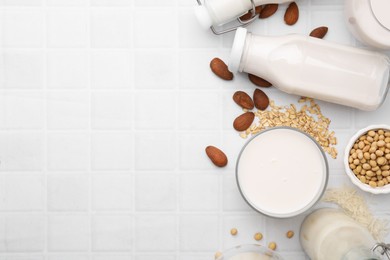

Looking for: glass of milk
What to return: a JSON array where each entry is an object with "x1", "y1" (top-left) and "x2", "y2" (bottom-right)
[
  {"x1": 216, "y1": 244, "x2": 283, "y2": 260},
  {"x1": 236, "y1": 127, "x2": 328, "y2": 218}
]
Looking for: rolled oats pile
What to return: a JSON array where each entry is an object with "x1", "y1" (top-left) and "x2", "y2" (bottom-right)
[{"x1": 240, "y1": 97, "x2": 338, "y2": 159}]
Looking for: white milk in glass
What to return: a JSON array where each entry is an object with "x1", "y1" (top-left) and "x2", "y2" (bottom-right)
[{"x1": 236, "y1": 128, "x2": 327, "y2": 218}]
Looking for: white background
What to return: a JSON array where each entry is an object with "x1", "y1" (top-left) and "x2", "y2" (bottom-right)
[{"x1": 0, "y1": 0, "x2": 389, "y2": 259}]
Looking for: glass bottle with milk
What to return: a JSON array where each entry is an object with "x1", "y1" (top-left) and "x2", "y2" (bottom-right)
[
  {"x1": 300, "y1": 208, "x2": 382, "y2": 260},
  {"x1": 228, "y1": 28, "x2": 390, "y2": 111},
  {"x1": 194, "y1": 0, "x2": 292, "y2": 29}
]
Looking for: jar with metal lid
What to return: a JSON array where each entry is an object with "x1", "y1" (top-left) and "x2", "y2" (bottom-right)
[
  {"x1": 300, "y1": 208, "x2": 389, "y2": 260},
  {"x1": 194, "y1": 0, "x2": 293, "y2": 34},
  {"x1": 345, "y1": 0, "x2": 390, "y2": 49}
]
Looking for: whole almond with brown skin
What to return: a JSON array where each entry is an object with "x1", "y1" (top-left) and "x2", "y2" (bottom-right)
[
  {"x1": 233, "y1": 91, "x2": 254, "y2": 109},
  {"x1": 240, "y1": 6, "x2": 263, "y2": 20},
  {"x1": 284, "y1": 2, "x2": 299, "y2": 25},
  {"x1": 259, "y1": 4, "x2": 278, "y2": 19},
  {"x1": 233, "y1": 112, "x2": 255, "y2": 131},
  {"x1": 253, "y1": 89, "x2": 269, "y2": 110},
  {"x1": 309, "y1": 26, "x2": 328, "y2": 39},
  {"x1": 248, "y1": 74, "x2": 272, "y2": 87},
  {"x1": 205, "y1": 146, "x2": 228, "y2": 167},
  {"x1": 210, "y1": 58, "x2": 233, "y2": 81}
]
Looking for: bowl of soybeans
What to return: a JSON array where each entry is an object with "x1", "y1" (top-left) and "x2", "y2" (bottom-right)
[{"x1": 344, "y1": 125, "x2": 390, "y2": 194}]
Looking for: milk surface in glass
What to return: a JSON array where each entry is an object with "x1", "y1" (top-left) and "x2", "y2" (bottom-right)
[{"x1": 237, "y1": 128, "x2": 327, "y2": 217}]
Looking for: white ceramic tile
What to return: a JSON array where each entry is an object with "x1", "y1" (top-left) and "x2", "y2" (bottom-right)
[
  {"x1": 47, "y1": 9, "x2": 87, "y2": 47},
  {"x1": 0, "y1": 91, "x2": 44, "y2": 129},
  {"x1": 92, "y1": 215, "x2": 133, "y2": 251},
  {"x1": 316, "y1": 101, "x2": 353, "y2": 129},
  {"x1": 177, "y1": 255, "x2": 213, "y2": 260},
  {"x1": 179, "y1": 133, "x2": 222, "y2": 170},
  {"x1": 222, "y1": 215, "x2": 266, "y2": 249},
  {"x1": 135, "y1": 173, "x2": 176, "y2": 211},
  {"x1": 265, "y1": 215, "x2": 307, "y2": 251},
  {"x1": 222, "y1": 174, "x2": 252, "y2": 212},
  {"x1": 92, "y1": 174, "x2": 133, "y2": 211},
  {"x1": 135, "y1": 133, "x2": 176, "y2": 170},
  {"x1": 92, "y1": 91, "x2": 133, "y2": 129},
  {"x1": 266, "y1": 8, "x2": 309, "y2": 36},
  {"x1": 134, "y1": 91, "x2": 175, "y2": 130},
  {"x1": 47, "y1": 133, "x2": 89, "y2": 170},
  {"x1": 47, "y1": 51, "x2": 88, "y2": 89},
  {"x1": 354, "y1": 96, "x2": 390, "y2": 128},
  {"x1": 93, "y1": 256, "x2": 131, "y2": 260},
  {"x1": 178, "y1": 51, "x2": 224, "y2": 89},
  {"x1": 1, "y1": 9, "x2": 43, "y2": 48},
  {"x1": 48, "y1": 215, "x2": 89, "y2": 251},
  {"x1": 91, "y1": 0, "x2": 131, "y2": 5},
  {"x1": 47, "y1": 0, "x2": 86, "y2": 6},
  {"x1": 47, "y1": 91, "x2": 89, "y2": 130},
  {"x1": 180, "y1": 215, "x2": 219, "y2": 251},
  {"x1": 90, "y1": 51, "x2": 132, "y2": 89},
  {"x1": 134, "y1": 8, "x2": 177, "y2": 48},
  {"x1": 0, "y1": 175, "x2": 44, "y2": 211},
  {"x1": 48, "y1": 256, "x2": 89, "y2": 260},
  {"x1": 0, "y1": 214, "x2": 44, "y2": 252},
  {"x1": 178, "y1": 8, "x2": 220, "y2": 48},
  {"x1": 135, "y1": 256, "x2": 175, "y2": 260},
  {"x1": 0, "y1": 133, "x2": 44, "y2": 171},
  {"x1": 310, "y1": 8, "x2": 355, "y2": 45},
  {"x1": 221, "y1": 132, "x2": 247, "y2": 171},
  {"x1": 0, "y1": 257, "x2": 44, "y2": 260},
  {"x1": 179, "y1": 91, "x2": 221, "y2": 130},
  {"x1": 1, "y1": 51, "x2": 44, "y2": 89},
  {"x1": 328, "y1": 130, "x2": 353, "y2": 170},
  {"x1": 47, "y1": 175, "x2": 89, "y2": 211},
  {"x1": 134, "y1": 0, "x2": 175, "y2": 6},
  {"x1": 134, "y1": 50, "x2": 177, "y2": 89},
  {"x1": 135, "y1": 215, "x2": 176, "y2": 251},
  {"x1": 91, "y1": 8, "x2": 132, "y2": 48},
  {"x1": 91, "y1": 133, "x2": 134, "y2": 170},
  {"x1": 180, "y1": 173, "x2": 219, "y2": 211},
  {"x1": 0, "y1": 0, "x2": 41, "y2": 5}
]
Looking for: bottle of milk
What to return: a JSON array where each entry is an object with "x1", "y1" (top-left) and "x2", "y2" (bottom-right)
[
  {"x1": 194, "y1": 0, "x2": 292, "y2": 29},
  {"x1": 300, "y1": 208, "x2": 383, "y2": 260},
  {"x1": 228, "y1": 28, "x2": 390, "y2": 111}
]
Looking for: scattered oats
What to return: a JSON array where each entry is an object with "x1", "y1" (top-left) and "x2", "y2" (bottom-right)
[
  {"x1": 239, "y1": 97, "x2": 338, "y2": 159},
  {"x1": 214, "y1": 251, "x2": 222, "y2": 259}
]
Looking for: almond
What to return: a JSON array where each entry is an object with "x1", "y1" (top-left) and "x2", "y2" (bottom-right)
[
  {"x1": 210, "y1": 58, "x2": 233, "y2": 81},
  {"x1": 259, "y1": 4, "x2": 278, "y2": 19},
  {"x1": 248, "y1": 74, "x2": 272, "y2": 88},
  {"x1": 205, "y1": 146, "x2": 228, "y2": 167},
  {"x1": 284, "y1": 2, "x2": 299, "y2": 25},
  {"x1": 253, "y1": 88, "x2": 269, "y2": 110},
  {"x1": 233, "y1": 91, "x2": 254, "y2": 110},
  {"x1": 240, "y1": 6, "x2": 263, "y2": 21},
  {"x1": 309, "y1": 26, "x2": 328, "y2": 39},
  {"x1": 233, "y1": 112, "x2": 255, "y2": 131}
]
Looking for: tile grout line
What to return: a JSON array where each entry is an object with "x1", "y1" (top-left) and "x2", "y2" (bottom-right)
[{"x1": 43, "y1": 0, "x2": 48, "y2": 258}]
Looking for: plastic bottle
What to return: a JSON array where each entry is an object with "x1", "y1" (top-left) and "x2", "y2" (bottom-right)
[
  {"x1": 194, "y1": 0, "x2": 292, "y2": 29},
  {"x1": 228, "y1": 28, "x2": 390, "y2": 111},
  {"x1": 300, "y1": 208, "x2": 381, "y2": 260}
]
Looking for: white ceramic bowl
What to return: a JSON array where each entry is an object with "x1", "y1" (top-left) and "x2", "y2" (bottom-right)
[{"x1": 344, "y1": 124, "x2": 390, "y2": 194}]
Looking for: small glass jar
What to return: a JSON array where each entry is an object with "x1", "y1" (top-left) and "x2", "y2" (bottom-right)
[
  {"x1": 300, "y1": 208, "x2": 382, "y2": 260},
  {"x1": 345, "y1": 0, "x2": 390, "y2": 50}
]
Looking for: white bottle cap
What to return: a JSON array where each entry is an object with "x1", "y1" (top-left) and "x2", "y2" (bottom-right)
[
  {"x1": 228, "y1": 27, "x2": 248, "y2": 73},
  {"x1": 194, "y1": 5, "x2": 213, "y2": 30}
]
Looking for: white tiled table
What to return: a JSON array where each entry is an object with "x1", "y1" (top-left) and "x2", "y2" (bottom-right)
[{"x1": 0, "y1": 0, "x2": 389, "y2": 259}]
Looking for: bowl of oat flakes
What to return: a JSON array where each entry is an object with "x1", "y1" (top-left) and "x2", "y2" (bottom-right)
[{"x1": 344, "y1": 125, "x2": 390, "y2": 194}]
